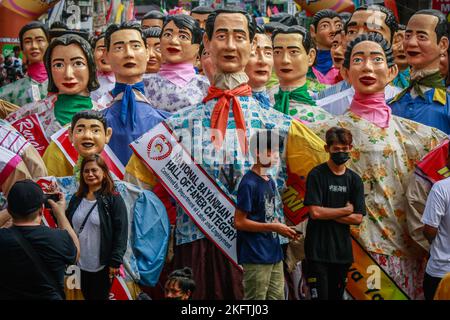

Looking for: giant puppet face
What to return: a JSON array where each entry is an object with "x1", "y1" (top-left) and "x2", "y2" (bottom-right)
[
  {"x1": 191, "y1": 12, "x2": 210, "y2": 30},
  {"x1": 273, "y1": 33, "x2": 316, "y2": 88},
  {"x1": 204, "y1": 13, "x2": 253, "y2": 74},
  {"x1": 310, "y1": 16, "x2": 343, "y2": 50},
  {"x1": 346, "y1": 10, "x2": 392, "y2": 45},
  {"x1": 200, "y1": 48, "x2": 216, "y2": 83},
  {"x1": 69, "y1": 118, "x2": 112, "y2": 158},
  {"x1": 245, "y1": 33, "x2": 273, "y2": 89},
  {"x1": 331, "y1": 30, "x2": 346, "y2": 69},
  {"x1": 51, "y1": 44, "x2": 90, "y2": 96},
  {"x1": 146, "y1": 36, "x2": 162, "y2": 73},
  {"x1": 94, "y1": 37, "x2": 112, "y2": 73},
  {"x1": 342, "y1": 40, "x2": 398, "y2": 95},
  {"x1": 404, "y1": 14, "x2": 449, "y2": 72},
  {"x1": 392, "y1": 29, "x2": 407, "y2": 71},
  {"x1": 22, "y1": 27, "x2": 49, "y2": 65},
  {"x1": 160, "y1": 20, "x2": 199, "y2": 64},
  {"x1": 105, "y1": 29, "x2": 149, "y2": 84}
]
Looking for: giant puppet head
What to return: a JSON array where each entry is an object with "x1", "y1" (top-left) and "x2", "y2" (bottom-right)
[
  {"x1": 160, "y1": 14, "x2": 202, "y2": 65},
  {"x1": 345, "y1": 5, "x2": 398, "y2": 45},
  {"x1": 310, "y1": 9, "x2": 343, "y2": 50},
  {"x1": 272, "y1": 25, "x2": 316, "y2": 88},
  {"x1": 69, "y1": 110, "x2": 112, "y2": 158},
  {"x1": 342, "y1": 33, "x2": 398, "y2": 95},
  {"x1": 331, "y1": 29, "x2": 346, "y2": 70},
  {"x1": 203, "y1": 7, "x2": 256, "y2": 75},
  {"x1": 190, "y1": 6, "x2": 214, "y2": 30},
  {"x1": 245, "y1": 30, "x2": 273, "y2": 90},
  {"x1": 45, "y1": 34, "x2": 99, "y2": 95},
  {"x1": 143, "y1": 27, "x2": 162, "y2": 73},
  {"x1": 404, "y1": 9, "x2": 449, "y2": 72},
  {"x1": 392, "y1": 24, "x2": 408, "y2": 71},
  {"x1": 91, "y1": 33, "x2": 112, "y2": 73},
  {"x1": 141, "y1": 10, "x2": 165, "y2": 29},
  {"x1": 19, "y1": 21, "x2": 50, "y2": 65},
  {"x1": 104, "y1": 22, "x2": 149, "y2": 84}
]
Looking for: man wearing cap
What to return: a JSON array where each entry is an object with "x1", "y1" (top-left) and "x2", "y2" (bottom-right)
[{"x1": 0, "y1": 180, "x2": 79, "y2": 300}]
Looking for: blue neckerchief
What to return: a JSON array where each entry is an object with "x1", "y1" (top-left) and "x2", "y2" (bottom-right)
[
  {"x1": 393, "y1": 67, "x2": 410, "y2": 89},
  {"x1": 315, "y1": 50, "x2": 333, "y2": 75},
  {"x1": 252, "y1": 90, "x2": 271, "y2": 109},
  {"x1": 111, "y1": 81, "x2": 145, "y2": 129}
]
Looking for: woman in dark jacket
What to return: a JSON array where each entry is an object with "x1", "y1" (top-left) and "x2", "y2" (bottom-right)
[{"x1": 66, "y1": 154, "x2": 128, "y2": 300}]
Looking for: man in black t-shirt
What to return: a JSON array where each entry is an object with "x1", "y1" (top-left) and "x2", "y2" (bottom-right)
[
  {"x1": 0, "y1": 180, "x2": 79, "y2": 300},
  {"x1": 304, "y1": 127, "x2": 366, "y2": 300}
]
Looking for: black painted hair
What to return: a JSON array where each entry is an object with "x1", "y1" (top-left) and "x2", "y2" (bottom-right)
[
  {"x1": 269, "y1": 12, "x2": 298, "y2": 27},
  {"x1": 339, "y1": 12, "x2": 352, "y2": 25},
  {"x1": 264, "y1": 21, "x2": 285, "y2": 34},
  {"x1": 162, "y1": 14, "x2": 202, "y2": 45},
  {"x1": 143, "y1": 27, "x2": 162, "y2": 39},
  {"x1": 105, "y1": 21, "x2": 145, "y2": 51},
  {"x1": 45, "y1": 34, "x2": 99, "y2": 93},
  {"x1": 90, "y1": 33, "x2": 105, "y2": 50},
  {"x1": 19, "y1": 21, "x2": 50, "y2": 50},
  {"x1": 142, "y1": 10, "x2": 165, "y2": 22},
  {"x1": 350, "y1": 5, "x2": 398, "y2": 43},
  {"x1": 191, "y1": 6, "x2": 214, "y2": 14},
  {"x1": 166, "y1": 267, "x2": 196, "y2": 297},
  {"x1": 414, "y1": 9, "x2": 448, "y2": 43},
  {"x1": 205, "y1": 6, "x2": 256, "y2": 42},
  {"x1": 343, "y1": 32, "x2": 395, "y2": 69},
  {"x1": 272, "y1": 25, "x2": 314, "y2": 53},
  {"x1": 50, "y1": 21, "x2": 68, "y2": 30},
  {"x1": 311, "y1": 9, "x2": 340, "y2": 30},
  {"x1": 256, "y1": 24, "x2": 265, "y2": 34},
  {"x1": 71, "y1": 110, "x2": 108, "y2": 132}
]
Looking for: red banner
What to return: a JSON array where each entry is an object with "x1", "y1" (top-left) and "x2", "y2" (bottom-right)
[
  {"x1": 109, "y1": 276, "x2": 133, "y2": 300},
  {"x1": 11, "y1": 114, "x2": 49, "y2": 156},
  {"x1": 416, "y1": 139, "x2": 450, "y2": 184},
  {"x1": 433, "y1": 0, "x2": 450, "y2": 15}
]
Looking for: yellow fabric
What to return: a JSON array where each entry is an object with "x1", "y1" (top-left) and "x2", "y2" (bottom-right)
[
  {"x1": 125, "y1": 153, "x2": 158, "y2": 188},
  {"x1": 434, "y1": 272, "x2": 450, "y2": 300},
  {"x1": 433, "y1": 88, "x2": 447, "y2": 105},
  {"x1": 42, "y1": 142, "x2": 73, "y2": 177},
  {"x1": 286, "y1": 119, "x2": 328, "y2": 178}
]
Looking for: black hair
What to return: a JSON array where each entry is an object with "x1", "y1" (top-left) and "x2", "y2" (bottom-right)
[
  {"x1": 105, "y1": 21, "x2": 145, "y2": 51},
  {"x1": 415, "y1": 9, "x2": 448, "y2": 43},
  {"x1": 270, "y1": 12, "x2": 298, "y2": 27},
  {"x1": 311, "y1": 9, "x2": 340, "y2": 30},
  {"x1": 339, "y1": 12, "x2": 351, "y2": 25},
  {"x1": 343, "y1": 32, "x2": 395, "y2": 69},
  {"x1": 398, "y1": 24, "x2": 406, "y2": 31},
  {"x1": 142, "y1": 10, "x2": 165, "y2": 22},
  {"x1": 205, "y1": 6, "x2": 256, "y2": 42},
  {"x1": 50, "y1": 21, "x2": 68, "y2": 30},
  {"x1": 162, "y1": 14, "x2": 202, "y2": 45},
  {"x1": 166, "y1": 267, "x2": 196, "y2": 297},
  {"x1": 45, "y1": 34, "x2": 99, "y2": 93},
  {"x1": 71, "y1": 110, "x2": 108, "y2": 133},
  {"x1": 256, "y1": 25, "x2": 265, "y2": 34},
  {"x1": 191, "y1": 6, "x2": 214, "y2": 14},
  {"x1": 326, "y1": 127, "x2": 353, "y2": 146},
  {"x1": 264, "y1": 22, "x2": 285, "y2": 34},
  {"x1": 19, "y1": 21, "x2": 50, "y2": 50},
  {"x1": 250, "y1": 130, "x2": 281, "y2": 160},
  {"x1": 143, "y1": 27, "x2": 162, "y2": 39},
  {"x1": 90, "y1": 33, "x2": 105, "y2": 50},
  {"x1": 272, "y1": 25, "x2": 314, "y2": 53},
  {"x1": 350, "y1": 5, "x2": 398, "y2": 43}
]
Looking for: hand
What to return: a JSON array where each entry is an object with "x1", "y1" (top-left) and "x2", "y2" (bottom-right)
[
  {"x1": 47, "y1": 192, "x2": 66, "y2": 216},
  {"x1": 345, "y1": 202, "x2": 354, "y2": 215},
  {"x1": 272, "y1": 223, "x2": 298, "y2": 240},
  {"x1": 109, "y1": 267, "x2": 120, "y2": 280}
]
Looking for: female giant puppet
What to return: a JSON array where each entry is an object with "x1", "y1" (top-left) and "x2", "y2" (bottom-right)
[
  {"x1": 6, "y1": 34, "x2": 104, "y2": 155},
  {"x1": 128, "y1": 7, "x2": 328, "y2": 299},
  {"x1": 308, "y1": 33, "x2": 447, "y2": 299}
]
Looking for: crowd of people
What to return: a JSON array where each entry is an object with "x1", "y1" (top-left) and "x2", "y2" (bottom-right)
[{"x1": 0, "y1": 3, "x2": 449, "y2": 301}]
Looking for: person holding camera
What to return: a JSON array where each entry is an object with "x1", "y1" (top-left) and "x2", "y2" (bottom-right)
[
  {"x1": 66, "y1": 154, "x2": 128, "y2": 300},
  {"x1": 0, "y1": 180, "x2": 79, "y2": 300}
]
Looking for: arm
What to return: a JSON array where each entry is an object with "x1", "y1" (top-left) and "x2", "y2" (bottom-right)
[
  {"x1": 309, "y1": 203, "x2": 353, "y2": 220},
  {"x1": 234, "y1": 209, "x2": 297, "y2": 239},
  {"x1": 48, "y1": 194, "x2": 80, "y2": 262},
  {"x1": 423, "y1": 224, "x2": 438, "y2": 244},
  {"x1": 0, "y1": 209, "x2": 11, "y2": 227},
  {"x1": 421, "y1": 182, "x2": 446, "y2": 246},
  {"x1": 109, "y1": 194, "x2": 128, "y2": 268},
  {"x1": 335, "y1": 213, "x2": 363, "y2": 225}
]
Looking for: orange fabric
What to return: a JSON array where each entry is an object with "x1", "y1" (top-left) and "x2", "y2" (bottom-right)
[{"x1": 202, "y1": 84, "x2": 252, "y2": 154}]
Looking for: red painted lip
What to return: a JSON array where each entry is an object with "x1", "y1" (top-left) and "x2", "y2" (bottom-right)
[
  {"x1": 359, "y1": 76, "x2": 376, "y2": 85},
  {"x1": 167, "y1": 47, "x2": 180, "y2": 53},
  {"x1": 62, "y1": 82, "x2": 78, "y2": 88},
  {"x1": 30, "y1": 52, "x2": 40, "y2": 57},
  {"x1": 124, "y1": 62, "x2": 136, "y2": 68},
  {"x1": 280, "y1": 68, "x2": 292, "y2": 73},
  {"x1": 255, "y1": 70, "x2": 269, "y2": 75},
  {"x1": 407, "y1": 51, "x2": 420, "y2": 57}
]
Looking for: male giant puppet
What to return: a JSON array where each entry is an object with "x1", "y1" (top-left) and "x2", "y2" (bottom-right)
[
  {"x1": 390, "y1": 10, "x2": 450, "y2": 134},
  {"x1": 128, "y1": 7, "x2": 328, "y2": 299},
  {"x1": 307, "y1": 33, "x2": 447, "y2": 299},
  {"x1": 0, "y1": 22, "x2": 49, "y2": 106}
]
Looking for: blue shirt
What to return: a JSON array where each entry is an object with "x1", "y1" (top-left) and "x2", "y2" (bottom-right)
[
  {"x1": 103, "y1": 99, "x2": 170, "y2": 165},
  {"x1": 389, "y1": 88, "x2": 450, "y2": 134},
  {"x1": 236, "y1": 170, "x2": 283, "y2": 265}
]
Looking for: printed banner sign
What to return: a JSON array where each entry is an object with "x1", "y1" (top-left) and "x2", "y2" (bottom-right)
[
  {"x1": 130, "y1": 122, "x2": 240, "y2": 269},
  {"x1": 416, "y1": 139, "x2": 450, "y2": 184},
  {"x1": 283, "y1": 173, "x2": 309, "y2": 225},
  {"x1": 11, "y1": 114, "x2": 49, "y2": 156}
]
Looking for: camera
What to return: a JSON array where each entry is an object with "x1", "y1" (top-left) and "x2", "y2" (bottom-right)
[{"x1": 43, "y1": 193, "x2": 60, "y2": 209}]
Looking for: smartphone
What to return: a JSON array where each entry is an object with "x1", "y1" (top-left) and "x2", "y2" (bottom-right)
[{"x1": 44, "y1": 193, "x2": 60, "y2": 209}]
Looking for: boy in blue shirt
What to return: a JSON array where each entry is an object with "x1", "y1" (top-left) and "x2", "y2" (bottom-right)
[{"x1": 235, "y1": 131, "x2": 298, "y2": 300}]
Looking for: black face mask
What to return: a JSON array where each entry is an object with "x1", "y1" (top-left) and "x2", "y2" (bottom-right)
[{"x1": 330, "y1": 152, "x2": 350, "y2": 165}]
